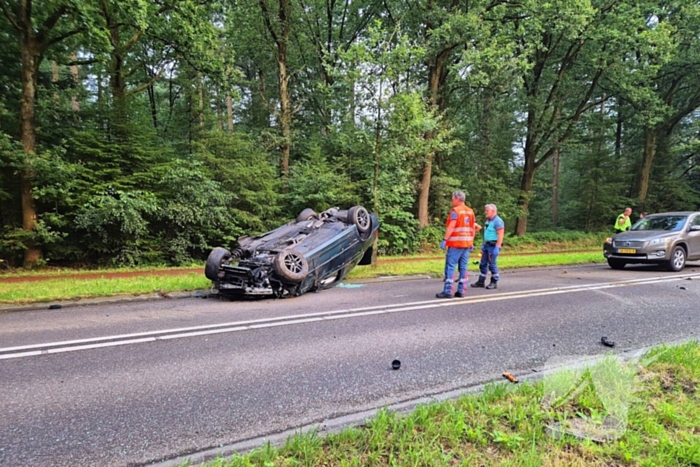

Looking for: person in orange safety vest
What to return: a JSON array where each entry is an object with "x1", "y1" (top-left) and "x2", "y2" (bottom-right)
[{"x1": 436, "y1": 190, "x2": 481, "y2": 299}]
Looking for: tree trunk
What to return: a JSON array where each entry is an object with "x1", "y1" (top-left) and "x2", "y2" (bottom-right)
[
  {"x1": 552, "y1": 148, "x2": 559, "y2": 228},
  {"x1": 198, "y1": 74, "x2": 205, "y2": 127},
  {"x1": 260, "y1": 0, "x2": 293, "y2": 176},
  {"x1": 19, "y1": 22, "x2": 42, "y2": 267},
  {"x1": 70, "y1": 53, "x2": 80, "y2": 112},
  {"x1": 514, "y1": 136, "x2": 537, "y2": 236},
  {"x1": 278, "y1": 54, "x2": 291, "y2": 176},
  {"x1": 417, "y1": 157, "x2": 432, "y2": 227},
  {"x1": 637, "y1": 127, "x2": 657, "y2": 205},
  {"x1": 226, "y1": 92, "x2": 234, "y2": 132},
  {"x1": 417, "y1": 50, "x2": 446, "y2": 227},
  {"x1": 108, "y1": 23, "x2": 128, "y2": 135}
]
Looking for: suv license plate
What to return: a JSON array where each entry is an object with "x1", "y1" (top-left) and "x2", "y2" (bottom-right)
[{"x1": 617, "y1": 248, "x2": 636, "y2": 254}]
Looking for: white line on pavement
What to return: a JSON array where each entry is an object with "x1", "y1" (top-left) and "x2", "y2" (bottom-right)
[{"x1": 1, "y1": 272, "x2": 698, "y2": 360}]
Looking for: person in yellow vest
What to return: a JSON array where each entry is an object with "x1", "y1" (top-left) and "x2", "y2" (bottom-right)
[
  {"x1": 614, "y1": 207, "x2": 632, "y2": 233},
  {"x1": 437, "y1": 191, "x2": 479, "y2": 299}
]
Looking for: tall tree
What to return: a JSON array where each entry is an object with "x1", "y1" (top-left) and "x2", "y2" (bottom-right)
[
  {"x1": 508, "y1": 1, "x2": 646, "y2": 235},
  {"x1": 609, "y1": 1, "x2": 700, "y2": 207},
  {"x1": 0, "y1": 0, "x2": 87, "y2": 266},
  {"x1": 260, "y1": 0, "x2": 295, "y2": 176}
]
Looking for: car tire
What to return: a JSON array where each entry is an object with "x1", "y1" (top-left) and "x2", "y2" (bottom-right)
[
  {"x1": 296, "y1": 208, "x2": 317, "y2": 223},
  {"x1": 205, "y1": 247, "x2": 232, "y2": 281},
  {"x1": 607, "y1": 258, "x2": 626, "y2": 270},
  {"x1": 347, "y1": 206, "x2": 371, "y2": 233},
  {"x1": 665, "y1": 246, "x2": 686, "y2": 272},
  {"x1": 273, "y1": 249, "x2": 309, "y2": 283}
]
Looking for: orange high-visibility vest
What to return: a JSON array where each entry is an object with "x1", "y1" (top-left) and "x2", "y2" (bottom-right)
[{"x1": 445, "y1": 204, "x2": 476, "y2": 248}]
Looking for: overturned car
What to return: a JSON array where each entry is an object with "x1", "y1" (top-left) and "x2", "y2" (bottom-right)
[{"x1": 205, "y1": 206, "x2": 379, "y2": 298}]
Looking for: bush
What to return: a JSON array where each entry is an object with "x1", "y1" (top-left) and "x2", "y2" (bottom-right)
[{"x1": 503, "y1": 230, "x2": 608, "y2": 251}]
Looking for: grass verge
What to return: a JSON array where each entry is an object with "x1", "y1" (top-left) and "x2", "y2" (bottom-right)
[
  {"x1": 347, "y1": 251, "x2": 604, "y2": 280},
  {"x1": 201, "y1": 341, "x2": 700, "y2": 467},
  {"x1": 0, "y1": 273, "x2": 210, "y2": 305},
  {"x1": 0, "y1": 251, "x2": 604, "y2": 305}
]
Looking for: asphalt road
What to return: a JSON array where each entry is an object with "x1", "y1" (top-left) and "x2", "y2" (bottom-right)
[{"x1": 1, "y1": 263, "x2": 699, "y2": 467}]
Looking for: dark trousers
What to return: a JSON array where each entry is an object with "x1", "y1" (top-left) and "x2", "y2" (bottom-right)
[{"x1": 478, "y1": 243, "x2": 499, "y2": 282}]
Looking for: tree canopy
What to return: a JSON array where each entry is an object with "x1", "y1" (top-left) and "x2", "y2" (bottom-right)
[{"x1": 1, "y1": 0, "x2": 699, "y2": 267}]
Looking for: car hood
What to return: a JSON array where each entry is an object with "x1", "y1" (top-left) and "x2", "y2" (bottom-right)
[{"x1": 612, "y1": 230, "x2": 677, "y2": 242}]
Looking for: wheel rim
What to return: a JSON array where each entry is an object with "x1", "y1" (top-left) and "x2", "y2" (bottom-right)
[
  {"x1": 284, "y1": 253, "x2": 305, "y2": 274},
  {"x1": 673, "y1": 249, "x2": 685, "y2": 269},
  {"x1": 357, "y1": 210, "x2": 370, "y2": 230}
]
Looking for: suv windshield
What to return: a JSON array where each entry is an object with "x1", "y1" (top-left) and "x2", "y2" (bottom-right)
[{"x1": 631, "y1": 215, "x2": 687, "y2": 232}]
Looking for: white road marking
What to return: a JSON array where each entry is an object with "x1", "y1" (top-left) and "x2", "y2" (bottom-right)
[{"x1": 2, "y1": 272, "x2": 699, "y2": 360}]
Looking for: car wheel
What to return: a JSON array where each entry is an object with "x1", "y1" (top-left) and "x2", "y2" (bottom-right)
[
  {"x1": 273, "y1": 249, "x2": 309, "y2": 283},
  {"x1": 607, "y1": 258, "x2": 626, "y2": 270},
  {"x1": 347, "y1": 205, "x2": 371, "y2": 233},
  {"x1": 205, "y1": 247, "x2": 232, "y2": 281},
  {"x1": 296, "y1": 208, "x2": 317, "y2": 223},
  {"x1": 666, "y1": 246, "x2": 686, "y2": 272}
]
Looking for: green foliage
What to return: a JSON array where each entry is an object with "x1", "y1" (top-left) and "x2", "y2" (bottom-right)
[
  {"x1": 1, "y1": 0, "x2": 700, "y2": 267},
  {"x1": 145, "y1": 160, "x2": 238, "y2": 265},
  {"x1": 74, "y1": 189, "x2": 159, "y2": 266},
  {"x1": 502, "y1": 230, "x2": 608, "y2": 250},
  {"x1": 286, "y1": 146, "x2": 358, "y2": 215}
]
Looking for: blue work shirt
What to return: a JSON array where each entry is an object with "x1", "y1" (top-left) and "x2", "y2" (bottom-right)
[{"x1": 483, "y1": 215, "x2": 504, "y2": 242}]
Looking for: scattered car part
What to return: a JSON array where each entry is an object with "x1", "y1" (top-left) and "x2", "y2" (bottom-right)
[
  {"x1": 503, "y1": 372, "x2": 518, "y2": 383},
  {"x1": 601, "y1": 336, "x2": 615, "y2": 347}
]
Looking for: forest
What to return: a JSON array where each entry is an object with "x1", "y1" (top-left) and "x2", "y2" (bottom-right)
[{"x1": 1, "y1": 0, "x2": 699, "y2": 268}]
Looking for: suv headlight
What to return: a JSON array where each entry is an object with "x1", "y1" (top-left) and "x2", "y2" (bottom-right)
[
  {"x1": 605, "y1": 237, "x2": 612, "y2": 244},
  {"x1": 649, "y1": 238, "x2": 669, "y2": 245}
]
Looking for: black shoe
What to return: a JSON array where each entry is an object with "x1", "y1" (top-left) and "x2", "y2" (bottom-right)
[
  {"x1": 454, "y1": 292, "x2": 464, "y2": 298},
  {"x1": 486, "y1": 280, "x2": 498, "y2": 290},
  {"x1": 435, "y1": 292, "x2": 453, "y2": 299},
  {"x1": 470, "y1": 281, "x2": 485, "y2": 288}
]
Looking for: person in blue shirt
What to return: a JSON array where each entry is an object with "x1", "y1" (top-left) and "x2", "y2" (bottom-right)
[{"x1": 471, "y1": 204, "x2": 505, "y2": 290}]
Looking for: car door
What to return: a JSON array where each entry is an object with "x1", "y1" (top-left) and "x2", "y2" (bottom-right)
[{"x1": 687, "y1": 214, "x2": 700, "y2": 260}]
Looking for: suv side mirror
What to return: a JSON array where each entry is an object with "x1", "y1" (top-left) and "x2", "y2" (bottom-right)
[{"x1": 690, "y1": 225, "x2": 700, "y2": 232}]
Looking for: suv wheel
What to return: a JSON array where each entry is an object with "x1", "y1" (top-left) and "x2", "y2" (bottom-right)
[
  {"x1": 666, "y1": 246, "x2": 686, "y2": 272},
  {"x1": 607, "y1": 258, "x2": 626, "y2": 270}
]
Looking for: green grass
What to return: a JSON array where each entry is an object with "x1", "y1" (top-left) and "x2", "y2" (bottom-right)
[
  {"x1": 199, "y1": 341, "x2": 700, "y2": 467},
  {"x1": 0, "y1": 273, "x2": 210, "y2": 304},
  {"x1": 0, "y1": 251, "x2": 604, "y2": 305},
  {"x1": 347, "y1": 251, "x2": 604, "y2": 279}
]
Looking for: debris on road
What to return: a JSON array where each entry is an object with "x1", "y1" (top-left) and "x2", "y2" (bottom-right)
[
  {"x1": 337, "y1": 283, "x2": 364, "y2": 288},
  {"x1": 391, "y1": 359, "x2": 401, "y2": 370},
  {"x1": 502, "y1": 372, "x2": 518, "y2": 383},
  {"x1": 48, "y1": 304, "x2": 62, "y2": 310},
  {"x1": 601, "y1": 336, "x2": 616, "y2": 347}
]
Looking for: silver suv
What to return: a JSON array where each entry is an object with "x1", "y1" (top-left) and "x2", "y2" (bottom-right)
[{"x1": 603, "y1": 211, "x2": 700, "y2": 271}]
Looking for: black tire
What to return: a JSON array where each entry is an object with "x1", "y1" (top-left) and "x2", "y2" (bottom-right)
[
  {"x1": 205, "y1": 247, "x2": 232, "y2": 281},
  {"x1": 665, "y1": 246, "x2": 686, "y2": 272},
  {"x1": 273, "y1": 249, "x2": 309, "y2": 283},
  {"x1": 607, "y1": 258, "x2": 626, "y2": 270},
  {"x1": 296, "y1": 208, "x2": 317, "y2": 223},
  {"x1": 347, "y1": 205, "x2": 371, "y2": 233}
]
